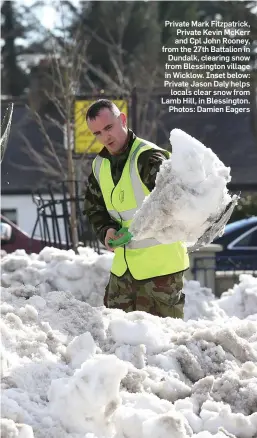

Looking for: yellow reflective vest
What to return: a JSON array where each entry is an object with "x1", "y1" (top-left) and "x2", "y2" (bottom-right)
[{"x1": 93, "y1": 136, "x2": 189, "y2": 280}]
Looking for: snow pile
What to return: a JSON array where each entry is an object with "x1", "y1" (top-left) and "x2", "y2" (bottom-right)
[
  {"x1": 1, "y1": 247, "x2": 257, "y2": 321},
  {"x1": 218, "y1": 274, "x2": 257, "y2": 320},
  {"x1": 130, "y1": 129, "x2": 238, "y2": 246},
  {"x1": 1, "y1": 248, "x2": 257, "y2": 438},
  {"x1": 1, "y1": 246, "x2": 113, "y2": 306},
  {"x1": 184, "y1": 274, "x2": 257, "y2": 322},
  {"x1": 0, "y1": 418, "x2": 34, "y2": 438}
]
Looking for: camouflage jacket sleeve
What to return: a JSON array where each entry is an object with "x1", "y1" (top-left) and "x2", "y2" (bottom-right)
[
  {"x1": 138, "y1": 150, "x2": 168, "y2": 191},
  {"x1": 83, "y1": 173, "x2": 120, "y2": 245}
]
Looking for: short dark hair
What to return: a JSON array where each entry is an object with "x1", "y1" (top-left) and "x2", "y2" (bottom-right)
[{"x1": 86, "y1": 99, "x2": 120, "y2": 121}]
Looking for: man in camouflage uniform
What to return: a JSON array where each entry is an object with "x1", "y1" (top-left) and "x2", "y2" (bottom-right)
[{"x1": 84, "y1": 99, "x2": 188, "y2": 318}]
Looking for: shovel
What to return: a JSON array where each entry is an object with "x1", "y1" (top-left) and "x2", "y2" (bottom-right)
[
  {"x1": 108, "y1": 196, "x2": 239, "y2": 251},
  {"x1": 1, "y1": 103, "x2": 13, "y2": 163}
]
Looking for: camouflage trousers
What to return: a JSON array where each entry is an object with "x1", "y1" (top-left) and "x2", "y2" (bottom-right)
[{"x1": 104, "y1": 270, "x2": 185, "y2": 319}]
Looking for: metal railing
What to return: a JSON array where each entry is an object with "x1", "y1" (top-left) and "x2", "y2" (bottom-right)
[
  {"x1": 191, "y1": 254, "x2": 257, "y2": 296},
  {"x1": 192, "y1": 255, "x2": 257, "y2": 278},
  {"x1": 31, "y1": 180, "x2": 101, "y2": 253}
]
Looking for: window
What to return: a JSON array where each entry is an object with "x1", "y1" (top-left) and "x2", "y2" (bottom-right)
[
  {"x1": 232, "y1": 227, "x2": 257, "y2": 248},
  {"x1": 1, "y1": 209, "x2": 18, "y2": 225}
]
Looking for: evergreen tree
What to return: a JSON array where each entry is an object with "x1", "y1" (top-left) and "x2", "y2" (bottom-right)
[{"x1": 1, "y1": 1, "x2": 29, "y2": 96}]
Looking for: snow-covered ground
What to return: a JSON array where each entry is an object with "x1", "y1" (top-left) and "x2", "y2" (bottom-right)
[{"x1": 1, "y1": 247, "x2": 257, "y2": 438}]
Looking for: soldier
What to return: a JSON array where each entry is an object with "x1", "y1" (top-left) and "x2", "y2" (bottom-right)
[{"x1": 83, "y1": 99, "x2": 189, "y2": 318}]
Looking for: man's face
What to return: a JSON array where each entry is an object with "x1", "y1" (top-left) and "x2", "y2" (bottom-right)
[{"x1": 87, "y1": 108, "x2": 128, "y2": 155}]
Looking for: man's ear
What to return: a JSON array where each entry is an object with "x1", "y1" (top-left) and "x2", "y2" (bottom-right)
[{"x1": 120, "y1": 112, "x2": 127, "y2": 126}]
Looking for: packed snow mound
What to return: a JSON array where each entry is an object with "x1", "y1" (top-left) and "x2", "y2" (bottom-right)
[
  {"x1": 0, "y1": 418, "x2": 34, "y2": 438},
  {"x1": 1, "y1": 278, "x2": 257, "y2": 437},
  {"x1": 184, "y1": 274, "x2": 257, "y2": 322},
  {"x1": 1, "y1": 246, "x2": 113, "y2": 306},
  {"x1": 1, "y1": 248, "x2": 257, "y2": 437},
  {"x1": 130, "y1": 128, "x2": 238, "y2": 246},
  {"x1": 1, "y1": 248, "x2": 257, "y2": 321}
]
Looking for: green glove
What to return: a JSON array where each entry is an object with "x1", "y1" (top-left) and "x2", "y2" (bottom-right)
[{"x1": 108, "y1": 227, "x2": 133, "y2": 248}]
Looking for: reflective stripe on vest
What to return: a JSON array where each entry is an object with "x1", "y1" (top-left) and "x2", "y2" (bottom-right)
[
  {"x1": 93, "y1": 156, "x2": 120, "y2": 221},
  {"x1": 93, "y1": 141, "x2": 166, "y2": 249}
]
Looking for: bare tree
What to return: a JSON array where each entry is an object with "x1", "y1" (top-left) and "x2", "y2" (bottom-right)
[{"x1": 19, "y1": 7, "x2": 93, "y2": 251}]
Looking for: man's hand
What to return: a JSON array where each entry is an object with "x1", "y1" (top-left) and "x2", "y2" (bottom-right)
[{"x1": 105, "y1": 228, "x2": 122, "y2": 252}]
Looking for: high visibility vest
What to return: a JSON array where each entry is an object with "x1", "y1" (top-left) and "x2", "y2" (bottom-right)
[{"x1": 93, "y1": 137, "x2": 189, "y2": 280}]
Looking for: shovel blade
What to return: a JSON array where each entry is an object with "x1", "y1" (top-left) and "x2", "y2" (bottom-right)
[
  {"x1": 1, "y1": 103, "x2": 14, "y2": 163},
  {"x1": 188, "y1": 195, "x2": 239, "y2": 253}
]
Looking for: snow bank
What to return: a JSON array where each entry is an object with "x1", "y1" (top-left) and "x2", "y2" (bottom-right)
[
  {"x1": 130, "y1": 129, "x2": 238, "y2": 246},
  {"x1": 184, "y1": 274, "x2": 257, "y2": 322},
  {"x1": 1, "y1": 247, "x2": 257, "y2": 438},
  {"x1": 2, "y1": 247, "x2": 256, "y2": 322},
  {"x1": 1, "y1": 246, "x2": 113, "y2": 306}
]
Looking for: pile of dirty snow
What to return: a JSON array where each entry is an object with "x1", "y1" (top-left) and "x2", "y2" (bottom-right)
[
  {"x1": 1, "y1": 246, "x2": 113, "y2": 306},
  {"x1": 130, "y1": 129, "x2": 238, "y2": 246},
  {"x1": 2, "y1": 246, "x2": 256, "y2": 322},
  {"x1": 1, "y1": 247, "x2": 257, "y2": 438}
]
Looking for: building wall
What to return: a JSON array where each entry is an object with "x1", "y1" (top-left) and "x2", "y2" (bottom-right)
[
  {"x1": 1, "y1": 194, "x2": 37, "y2": 236},
  {"x1": 1, "y1": 193, "x2": 67, "y2": 240}
]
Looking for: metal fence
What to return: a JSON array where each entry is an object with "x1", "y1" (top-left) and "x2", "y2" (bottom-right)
[
  {"x1": 31, "y1": 180, "x2": 100, "y2": 253},
  {"x1": 192, "y1": 255, "x2": 257, "y2": 296}
]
